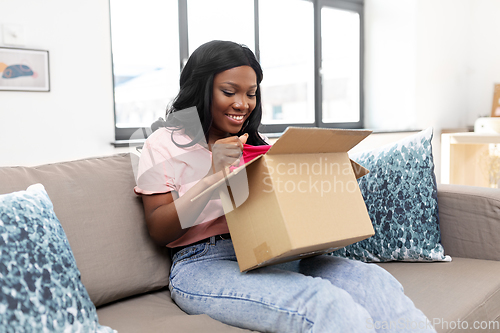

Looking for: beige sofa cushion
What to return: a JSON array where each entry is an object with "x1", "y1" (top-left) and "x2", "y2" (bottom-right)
[
  {"x1": 378, "y1": 257, "x2": 500, "y2": 333},
  {"x1": 97, "y1": 257, "x2": 500, "y2": 333},
  {"x1": 0, "y1": 153, "x2": 171, "y2": 307},
  {"x1": 97, "y1": 290, "x2": 251, "y2": 332}
]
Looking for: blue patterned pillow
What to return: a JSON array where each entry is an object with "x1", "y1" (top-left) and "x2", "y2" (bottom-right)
[
  {"x1": 0, "y1": 184, "x2": 115, "y2": 332},
  {"x1": 331, "y1": 128, "x2": 451, "y2": 262}
]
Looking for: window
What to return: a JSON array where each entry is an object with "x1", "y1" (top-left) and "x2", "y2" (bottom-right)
[
  {"x1": 109, "y1": 0, "x2": 364, "y2": 143},
  {"x1": 109, "y1": 0, "x2": 180, "y2": 141},
  {"x1": 321, "y1": 5, "x2": 361, "y2": 124},
  {"x1": 187, "y1": 0, "x2": 255, "y2": 55},
  {"x1": 259, "y1": 0, "x2": 315, "y2": 127}
]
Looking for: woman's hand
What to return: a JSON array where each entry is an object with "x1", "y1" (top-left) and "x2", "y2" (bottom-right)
[
  {"x1": 211, "y1": 133, "x2": 248, "y2": 173},
  {"x1": 142, "y1": 133, "x2": 248, "y2": 247}
]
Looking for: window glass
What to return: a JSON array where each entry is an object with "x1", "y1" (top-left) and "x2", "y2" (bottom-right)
[
  {"x1": 321, "y1": 7, "x2": 360, "y2": 123},
  {"x1": 259, "y1": 0, "x2": 315, "y2": 125},
  {"x1": 109, "y1": 0, "x2": 180, "y2": 128},
  {"x1": 109, "y1": 0, "x2": 364, "y2": 137},
  {"x1": 187, "y1": 0, "x2": 255, "y2": 55}
]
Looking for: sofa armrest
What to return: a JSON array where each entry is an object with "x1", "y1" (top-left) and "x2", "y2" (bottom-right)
[{"x1": 437, "y1": 184, "x2": 500, "y2": 261}]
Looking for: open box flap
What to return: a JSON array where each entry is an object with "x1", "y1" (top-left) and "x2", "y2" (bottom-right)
[
  {"x1": 267, "y1": 127, "x2": 373, "y2": 155},
  {"x1": 350, "y1": 159, "x2": 370, "y2": 179}
]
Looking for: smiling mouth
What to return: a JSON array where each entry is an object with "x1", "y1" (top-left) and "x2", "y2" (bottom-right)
[{"x1": 226, "y1": 114, "x2": 245, "y2": 121}]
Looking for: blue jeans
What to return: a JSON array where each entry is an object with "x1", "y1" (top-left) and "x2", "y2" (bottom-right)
[{"x1": 169, "y1": 237, "x2": 436, "y2": 333}]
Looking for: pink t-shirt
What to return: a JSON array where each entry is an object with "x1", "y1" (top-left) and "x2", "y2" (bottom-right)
[{"x1": 134, "y1": 127, "x2": 229, "y2": 248}]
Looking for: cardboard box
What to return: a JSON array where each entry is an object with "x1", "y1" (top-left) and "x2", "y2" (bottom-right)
[{"x1": 215, "y1": 127, "x2": 375, "y2": 272}]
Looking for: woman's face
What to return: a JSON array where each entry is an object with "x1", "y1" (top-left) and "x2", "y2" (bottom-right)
[{"x1": 210, "y1": 66, "x2": 257, "y2": 140}]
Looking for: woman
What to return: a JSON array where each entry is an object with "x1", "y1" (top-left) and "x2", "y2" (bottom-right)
[{"x1": 134, "y1": 40, "x2": 436, "y2": 333}]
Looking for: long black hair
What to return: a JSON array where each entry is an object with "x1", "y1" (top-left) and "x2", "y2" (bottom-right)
[{"x1": 152, "y1": 40, "x2": 267, "y2": 147}]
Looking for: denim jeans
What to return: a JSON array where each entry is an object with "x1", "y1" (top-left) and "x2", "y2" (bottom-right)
[{"x1": 169, "y1": 237, "x2": 436, "y2": 333}]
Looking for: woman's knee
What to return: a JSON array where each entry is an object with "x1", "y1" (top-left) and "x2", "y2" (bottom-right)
[
  {"x1": 301, "y1": 256, "x2": 403, "y2": 292},
  {"x1": 295, "y1": 277, "x2": 374, "y2": 332}
]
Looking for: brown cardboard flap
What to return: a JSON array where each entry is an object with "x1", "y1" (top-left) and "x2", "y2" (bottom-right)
[
  {"x1": 350, "y1": 160, "x2": 370, "y2": 179},
  {"x1": 268, "y1": 127, "x2": 372, "y2": 155}
]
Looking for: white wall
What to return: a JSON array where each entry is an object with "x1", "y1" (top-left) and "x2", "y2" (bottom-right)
[
  {"x1": 364, "y1": 0, "x2": 496, "y2": 131},
  {"x1": 414, "y1": 0, "x2": 472, "y2": 132},
  {"x1": 364, "y1": 0, "x2": 500, "y2": 182},
  {"x1": 0, "y1": 0, "x2": 118, "y2": 167},
  {"x1": 364, "y1": 0, "x2": 418, "y2": 130},
  {"x1": 466, "y1": 0, "x2": 500, "y2": 124}
]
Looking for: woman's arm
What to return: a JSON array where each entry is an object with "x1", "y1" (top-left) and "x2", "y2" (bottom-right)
[
  {"x1": 142, "y1": 134, "x2": 247, "y2": 246},
  {"x1": 142, "y1": 171, "x2": 224, "y2": 246}
]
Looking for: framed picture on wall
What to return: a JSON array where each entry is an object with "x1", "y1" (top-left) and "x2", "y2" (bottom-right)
[
  {"x1": 491, "y1": 83, "x2": 500, "y2": 117},
  {"x1": 0, "y1": 47, "x2": 50, "y2": 92}
]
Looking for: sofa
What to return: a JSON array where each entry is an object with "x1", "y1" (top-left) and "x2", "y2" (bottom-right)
[{"x1": 0, "y1": 152, "x2": 499, "y2": 332}]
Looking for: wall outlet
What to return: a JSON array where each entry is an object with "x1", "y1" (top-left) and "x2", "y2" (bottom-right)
[{"x1": 3, "y1": 24, "x2": 25, "y2": 46}]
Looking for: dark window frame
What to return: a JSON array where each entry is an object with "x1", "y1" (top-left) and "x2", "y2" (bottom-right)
[{"x1": 111, "y1": 0, "x2": 364, "y2": 144}]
